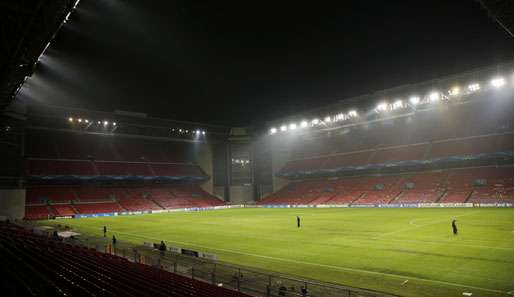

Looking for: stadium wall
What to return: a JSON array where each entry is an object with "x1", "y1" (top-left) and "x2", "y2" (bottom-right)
[
  {"x1": 270, "y1": 138, "x2": 292, "y2": 196},
  {"x1": 229, "y1": 185, "x2": 254, "y2": 204},
  {"x1": 0, "y1": 189, "x2": 25, "y2": 220},
  {"x1": 195, "y1": 142, "x2": 215, "y2": 196},
  {"x1": 213, "y1": 186, "x2": 226, "y2": 200}
]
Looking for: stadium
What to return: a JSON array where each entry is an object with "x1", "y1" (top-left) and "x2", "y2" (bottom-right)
[{"x1": 1, "y1": 1, "x2": 514, "y2": 297}]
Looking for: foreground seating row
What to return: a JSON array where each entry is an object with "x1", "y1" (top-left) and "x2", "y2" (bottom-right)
[{"x1": 0, "y1": 224, "x2": 250, "y2": 297}]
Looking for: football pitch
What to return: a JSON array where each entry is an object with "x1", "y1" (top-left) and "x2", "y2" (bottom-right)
[{"x1": 41, "y1": 208, "x2": 514, "y2": 297}]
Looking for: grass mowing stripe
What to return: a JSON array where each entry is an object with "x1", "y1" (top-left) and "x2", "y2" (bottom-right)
[{"x1": 375, "y1": 212, "x2": 479, "y2": 239}]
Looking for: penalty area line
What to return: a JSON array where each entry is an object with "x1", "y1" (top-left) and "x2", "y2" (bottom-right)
[{"x1": 96, "y1": 226, "x2": 506, "y2": 295}]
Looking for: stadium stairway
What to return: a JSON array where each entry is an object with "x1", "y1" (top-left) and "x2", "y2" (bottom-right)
[
  {"x1": 463, "y1": 191, "x2": 475, "y2": 203},
  {"x1": 433, "y1": 189, "x2": 448, "y2": 203},
  {"x1": 325, "y1": 191, "x2": 363, "y2": 205},
  {"x1": 91, "y1": 160, "x2": 100, "y2": 175},
  {"x1": 308, "y1": 193, "x2": 336, "y2": 205},
  {"x1": 439, "y1": 191, "x2": 472, "y2": 203},
  {"x1": 388, "y1": 191, "x2": 404, "y2": 204},
  {"x1": 149, "y1": 197, "x2": 166, "y2": 209},
  {"x1": 116, "y1": 201, "x2": 127, "y2": 212}
]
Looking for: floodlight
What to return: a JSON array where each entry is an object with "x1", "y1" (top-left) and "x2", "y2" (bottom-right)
[
  {"x1": 324, "y1": 116, "x2": 331, "y2": 122},
  {"x1": 97, "y1": 121, "x2": 101, "y2": 124},
  {"x1": 85, "y1": 119, "x2": 89, "y2": 123},
  {"x1": 429, "y1": 92, "x2": 440, "y2": 102},
  {"x1": 449, "y1": 87, "x2": 460, "y2": 96},
  {"x1": 179, "y1": 129, "x2": 183, "y2": 133},
  {"x1": 333, "y1": 113, "x2": 344, "y2": 122},
  {"x1": 113, "y1": 122, "x2": 117, "y2": 126},
  {"x1": 468, "y1": 83, "x2": 480, "y2": 92},
  {"x1": 312, "y1": 119, "x2": 320, "y2": 125},
  {"x1": 202, "y1": 131, "x2": 206, "y2": 135},
  {"x1": 103, "y1": 121, "x2": 108, "y2": 126},
  {"x1": 289, "y1": 123, "x2": 297, "y2": 130},
  {"x1": 491, "y1": 77, "x2": 505, "y2": 88},
  {"x1": 300, "y1": 121, "x2": 308, "y2": 128},
  {"x1": 280, "y1": 125, "x2": 287, "y2": 132},
  {"x1": 409, "y1": 96, "x2": 420, "y2": 105},
  {"x1": 392, "y1": 100, "x2": 403, "y2": 109},
  {"x1": 270, "y1": 127, "x2": 277, "y2": 134},
  {"x1": 68, "y1": 117, "x2": 73, "y2": 122},
  {"x1": 348, "y1": 110, "x2": 358, "y2": 117},
  {"x1": 196, "y1": 130, "x2": 201, "y2": 134},
  {"x1": 376, "y1": 102, "x2": 388, "y2": 112},
  {"x1": 78, "y1": 118, "x2": 82, "y2": 123}
]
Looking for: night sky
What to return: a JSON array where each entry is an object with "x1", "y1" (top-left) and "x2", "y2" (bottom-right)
[{"x1": 20, "y1": 0, "x2": 514, "y2": 126}]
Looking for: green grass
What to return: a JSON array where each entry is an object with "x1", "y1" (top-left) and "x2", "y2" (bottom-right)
[{"x1": 41, "y1": 208, "x2": 514, "y2": 297}]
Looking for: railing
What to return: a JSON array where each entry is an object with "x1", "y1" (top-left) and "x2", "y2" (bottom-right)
[{"x1": 38, "y1": 224, "x2": 401, "y2": 297}]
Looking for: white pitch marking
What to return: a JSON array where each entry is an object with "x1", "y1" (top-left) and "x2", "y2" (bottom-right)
[
  {"x1": 77, "y1": 225, "x2": 507, "y2": 295},
  {"x1": 462, "y1": 292, "x2": 472, "y2": 296},
  {"x1": 401, "y1": 279, "x2": 409, "y2": 286},
  {"x1": 358, "y1": 235, "x2": 514, "y2": 251},
  {"x1": 408, "y1": 219, "x2": 423, "y2": 227}
]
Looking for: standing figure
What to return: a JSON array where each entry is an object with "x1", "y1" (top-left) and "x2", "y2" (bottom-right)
[
  {"x1": 297, "y1": 216, "x2": 301, "y2": 228},
  {"x1": 301, "y1": 286, "x2": 308, "y2": 297},
  {"x1": 159, "y1": 240, "x2": 167, "y2": 256},
  {"x1": 103, "y1": 226, "x2": 107, "y2": 237},
  {"x1": 452, "y1": 219, "x2": 458, "y2": 235}
]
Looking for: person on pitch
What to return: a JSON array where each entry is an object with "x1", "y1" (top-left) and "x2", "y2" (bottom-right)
[
  {"x1": 452, "y1": 218, "x2": 458, "y2": 235},
  {"x1": 297, "y1": 216, "x2": 301, "y2": 228}
]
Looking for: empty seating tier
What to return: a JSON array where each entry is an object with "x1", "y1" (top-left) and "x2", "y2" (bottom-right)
[
  {"x1": 27, "y1": 159, "x2": 206, "y2": 179},
  {"x1": 260, "y1": 166, "x2": 514, "y2": 206},
  {"x1": 279, "y1": 133, "x2": 514, "y2": 176},
  {"x1": 25, "y1": 185, "x2": 225, "y2": 219}
]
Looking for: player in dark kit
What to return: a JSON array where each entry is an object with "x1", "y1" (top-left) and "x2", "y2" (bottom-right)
[
  {"x1": 452, "y1": 219, "x2": 458, "y2": 235},
  {"x1": 103, "y1": 226, "x2": 107, "y2": 237},
  {"x1": 297, "y1": 216, "x2": 301, "y2": 228}
]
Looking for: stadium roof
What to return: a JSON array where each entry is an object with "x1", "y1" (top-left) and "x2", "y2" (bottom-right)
[
  {"x1": 0, "y1": 0, "x2": 79, "y2": 111},
  {"x1": 266, "y1": 61, "x2": 514, "y2": 135},
  {"x1": 478, "y1": 0, "x2": 514, "y2": 37},
  {"x1": 26, "y1": 103, "x2": 231, "y2": 141},
  {"x1": 4, "y1": 1, "x2": 514, "y2": 126}
]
